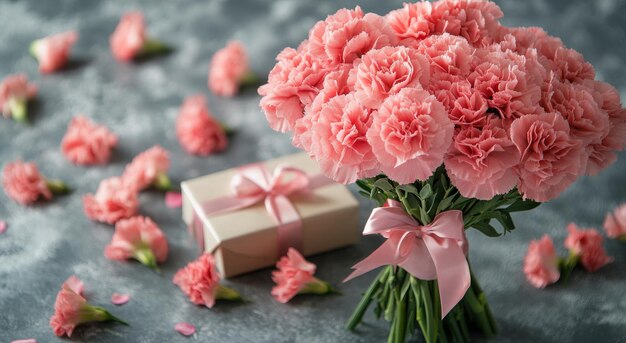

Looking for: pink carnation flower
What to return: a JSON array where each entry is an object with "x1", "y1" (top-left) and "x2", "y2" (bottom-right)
[
  {"x1": 110, "y1": 12, "x2": 146, "y2": 62},
  {"x1": 62, "y1": 275, "x2": 85, "y2": 297},
  {"x1": 83, "y1": 177, "x2": 138, "y2": 224},
  {"x1": 445, "y1": 119, "x2": 520, "y2": 200},
  {"x1": 510, "y1": 112, "x2": 585, "y2": 202},
  {"x1": 258, "y1": 47, "x2": 326, "y2": 132},
  {"x1": 308, "y1": 94, "x2": 378, "y2": 184},
  {"x1": 208, "y1": 41, "x2": 249, "y2": 97},
  {"x1": 2, "y1": 160, "x2": 52, "y2": 205},
  {"x1": 523, "y1": 235, "x2": 560, "y2": 288},
  {"x1": 367, "y1": 88, "x2": 453, "y2": 184},
  {"x1": 122, "y1": 146, "x2": 171, "y2": 191},
  {"x1": 176, "y1": 95, "x2": 227, "y2": 156},
  {"x1": 414, "y1": 33, "x2": 474, "y2": 78},
  {"x1": 351, "y1": 46, "x2": 430, "y2": 109},
  {"x1": 50, "y1": 277, "x2": 125, "y2": 337},
  {"x1": 30, "y1": 31, "x2": 78, "y2": 74},
  {"x1": 386, "y1": 2, "x2": 435, "y2": 45},
  {"x1": 308, "y1": 6, "x2": 397, "y2": 66},
  {"x1": 271, "y1": 248, "x2": 333, "y2": 303},
  {"x1": 173, "y1": 253, "x2": 241, "y2": 308},
  {"x1": 61, "y1": 116, "x2": 118, "y2": 165},
  {"x1": 105, "y1": 216, "x2": 168, "y2": 271},
  {"x1": 564, "y1": 223, "x2": 613, "y2": 272},
  {"x1": 604, "y1": 204, "x2": 626, "y2": 240},
  {"x1": 0, "y1": 74, "x2": 37, "y2": 121},
  {"x1": 430, "y1": 0, "x2": 503, "y2": 47}
]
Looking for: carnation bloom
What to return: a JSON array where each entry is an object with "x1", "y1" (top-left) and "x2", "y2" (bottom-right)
[
  {"x1": 208, "y1": 41, "x2": 252, "y2": 97},
  {"x1": 414, "y1": 33, "x2": 474, "y2": 78},
  {"x1": 367, "y1": 88, "x2": 453, "y2": 184},
  {"x1": 386, "y1": 1, "x2": 435, "y2": 45},
  {"x1": 258, "y1": 47, "x2": 326, "y2": 132},
  {"x1": 523, "y1": 235, "x2": 560, "y2": 288},
  {"x1": 173, "y1": 253, "x2": 241, "y2": 308},
  {"x1": 564, "y1": 223, "x2": 613, "y2": 272},
  {"x1": 176, "y1": 95, "x2": 228, "y2": 156},
  {"x1": 29, "y1": 31, "x2": 78, "y2": 73},
  {"x1": 105, "y1": 216, "x2": 168, "y2": 271},
  {"x1": 308, "y1": 94, "x2": 378, "y2": 184},
  {"x1": 122, "y1": 146, "x2": 172, "y2": 191},
  {"x1": 510, "y1": 112, "x2": 585, "y2": 202},
  {"x1": 430, "y1": 0, "x2": 504, "y2": 47},
  {"x1": 0, "y1": 74, "x2": 37, "y2": 122},
  {"x1": 61, "y1": 116, "x2": 118, "y2": 165},
  {"x1": 50, "y1": 277, "x2": 126, "y2": 337},
  {"x1": 603, "y1": 204, "x2": 626, "y2": 241},
  {"x1": 110, "y1": 11, "x2": 169, "y2": 62},
  {"x1": 445, "y1": 119, "x2": 520, "y2": 200},
  {"x1": 2, "y1": 160, "x2": 69, "y2": 205},
  {"x1": 83, "y1": 177, "x2": 138, "y2": 224},
  {"x1": 351, "y1": 46, "x2": 430, "y2": 109},
  {"x1": 308, "y1": 6, "x2": 397, "y2": 66},
  {"x1": 271, "y1": 248, "x2": 334, "y2": 303},
  {"x1": 63, "y1": 275, "x2": 85, "y2": 297}
]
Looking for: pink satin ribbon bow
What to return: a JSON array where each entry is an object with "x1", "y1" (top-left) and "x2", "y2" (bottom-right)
[
  {"x1": 191, "y1": 163, "x2": 331, "y2": 257},
  {"x1": 344, "y1": 200, "x2": 470, "y2": 318}
]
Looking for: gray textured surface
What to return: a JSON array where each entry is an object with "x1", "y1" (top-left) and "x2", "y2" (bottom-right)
[{"x1": 1, "y1": 0, "x2": 625, "y2": 342}]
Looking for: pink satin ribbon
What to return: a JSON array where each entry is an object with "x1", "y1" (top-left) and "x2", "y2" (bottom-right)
[
  {"x1": 344, "y1": 200, "x2": 470, "y2": 318},
  {"x1": 191, "y1": 163, "x2": 332, "y2": 257}
]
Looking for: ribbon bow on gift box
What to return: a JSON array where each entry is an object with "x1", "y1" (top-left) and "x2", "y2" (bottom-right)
[
  {"x1": 344, "y1": 200, "x2": 470, "y2": 318},
  {"x1": 191, "y1": 163, "x2": 331, "y2": 256}
]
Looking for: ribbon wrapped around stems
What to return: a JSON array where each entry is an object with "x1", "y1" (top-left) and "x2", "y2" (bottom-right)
[
  {"x1": 190, "y1": 163, "x2": 332, "y2": 257},
  {"x1": 344, "y1": 200, "x2": 470, "y2": 318}
]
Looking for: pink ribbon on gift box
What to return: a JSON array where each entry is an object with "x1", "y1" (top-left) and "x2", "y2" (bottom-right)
[
  {"x1": 190, "y1": 163, "x2": 332, "y2": 257},
  {"x1": 344, "y1": 199, "x2": 470, "y2": 318}
]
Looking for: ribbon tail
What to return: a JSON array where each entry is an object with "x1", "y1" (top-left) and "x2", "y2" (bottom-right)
[
  {"x1": 343, "y1": 240, "x2": 398, "y2": 283},
  {"x1": 423, "y1": 236, "x2": 470, "y2": 319}
]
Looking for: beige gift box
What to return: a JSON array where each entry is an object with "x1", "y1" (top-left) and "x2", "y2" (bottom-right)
[{"x1": 181, "y1": 153, "x2": 360, "y2": 278}]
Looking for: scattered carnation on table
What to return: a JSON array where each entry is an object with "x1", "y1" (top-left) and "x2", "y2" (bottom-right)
[
  {"x1": 83, "y1": 177, "x2": 138, "y2": 224},
  {"x1": 208, "y1": 41, "x2": 254, "y2": 97},
  {"x1": 110, "y1": 11, "x2": 170, "y2": 62},
  {"x1": 2, "y1": 160, "x2": 69, "y2": 205},
  {"x1": 0, "y1": 74, "x2": 37, "y2": 122},
  {"x1": 104, "y1": 216, "x2": 169, "y2": 271},
  {"x1": 603, "y1": 204, "x2": 626, "y2": 241},
  {"x1": 30, "y1": 31, "x2": 78, "y2": 74},
  {"x1": 61, "y1": 115, "x2": 118, "y2": 165},
  {"x1": 122, "y1": 145, "x2": 172, "y2": 191},
  {"x1": 176, "y1": 95, "x2": 228, "y2": 156}
]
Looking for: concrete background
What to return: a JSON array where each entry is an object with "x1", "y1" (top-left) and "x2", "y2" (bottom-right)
[{"x1": 0, "y1": 0, "x2": 625, "y2": 342}]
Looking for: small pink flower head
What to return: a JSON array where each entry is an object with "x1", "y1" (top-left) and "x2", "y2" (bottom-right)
[
  {"x1": 63, "y1": 275, "x2": 85, "y2": 297},
  {"x1": 258, "y1": 47, "x2": 326, "y2": 132},
  {"x1": 50, "y1": 282, "x2": 90, "y2": 337},
  {"x1": 351, "y1": 46, "x2": 430, "y2": 109},
  {"x1": 308, "y1": 94, "x2": 378, "y2": 184},
  {"x1": 176, "y1": 95, "x2": 228, "y2": 156},
  {"x1": 61, "y1": 116, "x2": 118, "y2": 165},
  {"x1": 110, "y1": 11, "x2": 146, "y2": 62},
  {"x1": 510, "y1": 112, "x2": 585, "y2": 202},
  {"x1": 30, "y1": 31, "x2": 78, "y2": 73},
  {"x1": 0, "y1": 74, "x2": 37, "y2": 120},
  {"x1": 430, "y1": 0, "x2": 504, "y2": 47},
  {"x1": 208, "y1": 41, "x2": 249, "y2": 97},
  {"x1": 83, "y1": 177, "x2": 138, "y2": 224},
  {"x1": 122, "y1": 146, "x2": 171, "y2": 191},
  {"x1": 445, "y1": 119, "x2": 520, "y2": 200},
  {"x1": 271, "y1": 248, "x2": 318, "y2": 303},
  {"x1": 564, "y1": 223, "x2": 613, "y2": 272},
  {"x1": 367, "y1": 88, "x2": 453, "y2": 184},
  {"x1": 414, "y1": 33, "x2": 474, "y2": 78},
  {"x1": 308, "y1": 6, "x2": 397, "y2": 66},
  {"x1": 386, "y1": 1, "x2": 435, "y2": 44},
  {"x1": 604, "y1": 204, "x2": 626, "y2": 240},
  {"x1": 2, "y1": 160, "x2": 52, "y2": 205},
  {"x1": 105, "y1": 216, "x2": 168, "y2": 270},
  {"x1": 523, "y1": 235, "x2": 560, "y2": 288},
  {"x1": 172, "y1": 253, "x2": 222, "y2": 308}
]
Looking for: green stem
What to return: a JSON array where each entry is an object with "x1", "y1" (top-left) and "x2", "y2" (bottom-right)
[
  {"x1": 347, "y1": 267, "x2": 389, "y2": 330},
  {"x1": 300, "y1": 277, "x2": 336, "y2": 295},
  {"x1": 140, "y1": 38, "x2": 172, "y2": 56},
  {"x1": 420, "y1": 280, "x2": 436, "y2": 343},
  {"x1": 559, "y1": 251, "x2": 580, "y2": 282},
  {"x1": 90, "y1": 306, "x2": 129, "y2": 325},
  {"x1": 239, "y1": 71, "x2": 259, "y2": 86},
  {"x1": 153, "y1": 173, "x2": 173, "y2": 192},
  {"x1": 394, "y1": 291, "x2": 408, "y2": 343},
  {"x1": 46, "y1": 179, "x2": 71, "y2": 194},
  {"x1": 216, "y1": 284, "x2": 243, "y2": 302},
  {"x1": 10, "y1": 98, "x2": 29, "y2": 123},
  {"x1": 134, "y1": 248, "x2": 160, "y2": 273}
]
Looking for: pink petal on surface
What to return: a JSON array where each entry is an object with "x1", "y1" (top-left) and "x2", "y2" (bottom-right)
[
  {"x1": 174, "y1": 322, "x2": 196, "y2": 336},
  {"x1": 0, "y1": 221, "x2": 7, "y2": 234},
  {"x1": 165, "y1": 191, "x2": 183, "y2": 208},
  {"x1": 11, "y1": 339, "x2": 36, "y2": 343},
  {"x1": 111, "y1": 293, "x2": 131, "y2": 305}
]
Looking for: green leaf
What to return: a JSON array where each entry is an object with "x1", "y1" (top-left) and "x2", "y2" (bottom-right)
[
  {"x1": 471, "y1": 221, "x2": 501, "y2": 237},
  {"x1": 493, "y1": 210, "x2": 515, "y2": 233},
  {"x1": 506, "y1": 199, "x2": 541, "y2": 212},
  {"x1": 418, "y1": 184, "x2": 433, "y2": 199},
  {"x1": 397, "y1": 184, "x2": 418, "y2": 196},
  {"x1": 373, "y1": 178, "x2": 394, "y2": 192},
  {"x1": 436, "y1": 194, "x2": 456, "y2": 213}
]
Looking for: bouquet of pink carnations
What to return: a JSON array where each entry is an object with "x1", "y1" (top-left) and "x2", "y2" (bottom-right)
[{"x1": 259, "y1": 0, "x2": 626, "y2": 342}]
